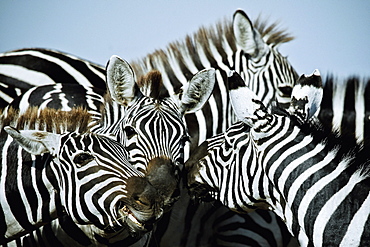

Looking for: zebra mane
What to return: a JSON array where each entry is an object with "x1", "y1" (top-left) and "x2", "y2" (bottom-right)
[
  {"x1": 137, "y1": 70, "x2": 169, "y2": 99},
  {"x1": 288, "y1": 114, "x2": 370, "y2": 178},
  {"x1": 131, "y1": 15, "x2": 293, "y2": 79},
  {"x1": 0, "y1": 107, "x2": 93, "y2": 134}
]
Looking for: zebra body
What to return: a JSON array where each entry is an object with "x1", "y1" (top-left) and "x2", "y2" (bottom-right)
[
  {"x1": 6, "y1": 83, "x2": 105, "y2": 116},
  {"x1": 0, "y1": 107, "x2": 165, "y2": 245},
  {"x1": 187, "y1": 71, "x2": 370, "y2": 246}
]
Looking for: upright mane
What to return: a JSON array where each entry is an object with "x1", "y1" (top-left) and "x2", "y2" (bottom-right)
[
  {"x1": 131, "y1": 15, "x2": 294, "y2": 78},
  {"x1": 286, "y1": 112, "x2": 370, "y2": 178},
  {"x1": 137, "y1": 70, "x2": 168, "y2": 99},
  {"x1": 0, "y1": 107, "x2": 93, "y2": 134}
]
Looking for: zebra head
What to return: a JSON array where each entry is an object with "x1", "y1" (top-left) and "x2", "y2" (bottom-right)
[
  {"x1": 4, "y1": 127, "x2": 164, "y2": 236},
  {"x1": 102, "y1": 55, "x2": 215, "y2": 211},
  {"x1": 233, "y1": 9, "x2": 298, "y2": 109},
  {"x1": 186, "y1": 70, "x2": 323, "y2": 212}
]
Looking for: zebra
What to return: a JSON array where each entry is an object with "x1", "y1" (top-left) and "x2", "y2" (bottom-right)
[
  {"x1": 187, "y1": 70, "x2": 370, "y2": 246},
  {"x1": 0, "y1": 106, "x2": 165, "y2": 245},
  {"x1": 0, "y1": 9, "x2": 299, "y2": 246},
  {"x1": 1, "y1": 55, "x2": 216, "y2": 246}
]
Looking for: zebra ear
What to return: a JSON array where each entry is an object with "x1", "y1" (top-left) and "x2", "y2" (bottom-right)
[
  {"x1": 4, "y1": 126, "x2": 61, "y2": 156},
  {"x1": 106, "y1": 55, "x2": 141, "y2": 106},
  {"x1": 288, "y1": 69, "x2": 323, "y2": 123},
  {"x1": 178, "y1": 68, "x2": 215, "y2": 115},
  {"x1": 233, "y1": 9, "x2": 268, "y2": 59},
  {"x1": 228, "y1": 71, "x2": 269, "y2": 127}
]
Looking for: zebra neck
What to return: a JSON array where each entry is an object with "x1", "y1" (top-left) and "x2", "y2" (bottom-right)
[{"x1": 0, "y1": 148, "x2": 58, "y2": 242}]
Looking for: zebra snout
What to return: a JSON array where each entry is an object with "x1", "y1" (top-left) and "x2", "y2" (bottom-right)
[
  {"x1": 146, "y1": 157, "x2": 180, "y2": 210},
  {"x1": 117, "y1": 176, "x2": 165, "y2": 233},
  {"x1": 126, "y1": 176, "x2": 163, "y2": 210},
  {"x1": 187, "y1": 179, "x2": 216, "y2": 203},
  {"x1": 186, "y1": 161, "x2": 216, "y2": 203}
]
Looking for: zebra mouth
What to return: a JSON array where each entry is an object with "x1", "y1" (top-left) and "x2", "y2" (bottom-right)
[
  {"x1": 188, "y1": 182, "x2": 217, "y2": 202},
  {"x1": 117, "y1": 203, "x2": 146, "y2": 232}
]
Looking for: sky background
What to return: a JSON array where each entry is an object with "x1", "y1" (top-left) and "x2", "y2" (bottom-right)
[{"x1": 1, "y1": 1, "x2": 369, "y2": 79}]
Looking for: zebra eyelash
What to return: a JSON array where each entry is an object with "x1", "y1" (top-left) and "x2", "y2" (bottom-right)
[
  {"x1": 73, "y1": 152, "x2": 95, "y2": 167},
  {"x1": 123, "y1": 126, "x2": 137, "y2": 139}
]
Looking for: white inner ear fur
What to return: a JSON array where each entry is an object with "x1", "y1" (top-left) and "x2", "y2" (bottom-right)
[
  {"x1": 4, "y1": 126, "x2": 61, "y2": 156},
  {"x1": 179, "y1": 68, "x2": 215, "y2": 115},
  {"x1": 290, "y1": 85, "x2": 323, "y2": 119},
  {"x1": 230, "y1": 86, "x2": 260, "y2": 127},
  {"x1": 106, "y1": 55, "x2": 138, "y2": 106},
  {"x1": 233, "y1": 11, "x2": 268, "y2": 58}
]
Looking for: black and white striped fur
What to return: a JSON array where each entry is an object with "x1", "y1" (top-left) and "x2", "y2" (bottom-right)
[
  {"x1": 0, "y1": 107, "x2": 165, "y2": 245},
  {"x1": 187, "y1": 71, "x2": 370, "y2": 246},
  {"x1": 0, "y1": 10, "x2": 297, "y2": 148},
  {"x1": 0, "y1": 10, "x2": 300, "y2": 246},
  {"x1": 2, "y1": 56, "x2": 216, "y2": 246}
]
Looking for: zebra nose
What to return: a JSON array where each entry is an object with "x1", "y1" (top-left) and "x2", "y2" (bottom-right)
[
  {"x1": 126, "y1": 176, "x2": 163, "y2": 210},
  {"x1": 146, "y1": 157, "x2": 180, "y2": 208}
]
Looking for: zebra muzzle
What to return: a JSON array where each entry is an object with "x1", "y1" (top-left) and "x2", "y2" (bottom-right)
[{"x1": 117, "y1": 203, "x2": 146, "y2": 231}]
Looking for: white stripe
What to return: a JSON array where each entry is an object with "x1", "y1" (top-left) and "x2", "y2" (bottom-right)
[
  {"x1": 17, "y1": 149, "x2": 35, "y2": 225},
  {"x1": 222, "y1": 36, "x2": 234, "y2": 68},
  {"x1": 2, "y1": 50, "x2": 94, "y2": 87},
  {"x1": 195, "y1": 110, "x2": 207, "y2": 145},
  {"x1": 0, "y1": 64, "x2": 55, "y2": 86},
  {"x1": 0, "y1": 90, "x2": 14, "y2": 103},
  {"x1": 355, "y1": 78, "x2": 365, "y2": 143},
  {"x1": 167, "y1": 48, "x2": 188, "y2": 85},
  {"x1": 331, "y1": 78, "x2": 345, "y2": 133},
  {"x1": 30, "y1": 154, "x2": 45, "y2": 224},
  {"x1": 215, "y1": 70, "x2": 228, "y2": 133},
  {"x1": 178, "y1": 45, "x2": 199, "y2": 74},
  {"x1": 196, "y1": 42, "x2": 212, "y2": 69},
  {"x1": 297, "y1": 157, "x2": 350, "y2": 237},
  {"x1": 208, "y1": 40, "x2": 230, "y2": 72},
  {"x1": 313, "y1": 171, "x2": 368, "y2": 246},
  {"x1": 340, "y1": 191, "x2": 370, "y2": 246},
  {"x1": 85, "y1": 63, "x2": 105, "y2": 80},
  {"x1": 1, "y1": 137, "x2": 24, "y2": 237},
  {"x1": 207, "y1": 95, "x2": 219, "y2": 137}
]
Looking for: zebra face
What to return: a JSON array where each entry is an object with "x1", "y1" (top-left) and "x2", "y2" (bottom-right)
[
  {"x1": 233, "y1": 9, "x2": 298, "y2": 109},
  {"x1": 104, "y1": 56, "x2": 215, "y2": 211},
  {"x1": 5, "y1": 127, "x2": 165, "y2": 236},
  {"x1": 186, "y1": 122, "x2": 267, "y2": 213},
  {"x1": 115, "y1": 97, "x2": 187, "y2": 211},
  {"x1": 53, "y1": 133, "x2": 165, "y2": 233}
]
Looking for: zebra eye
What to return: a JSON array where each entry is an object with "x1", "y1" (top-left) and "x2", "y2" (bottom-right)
[
  {"x1": 278, "y1": 86, "x2": 292, "y2": 97},
  {"x1": 73, "y1": 152, "x2": 94, "y2": 167},
  {"x1": 124, "y1": 126, "x2": 137, "y2": 139}
]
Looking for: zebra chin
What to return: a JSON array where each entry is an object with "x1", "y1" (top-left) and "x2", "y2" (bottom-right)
[
  {"x1": 106, "y1": 176, "x2": 165, "y2": 236},
  {"x1": 113, "y1": 202, "x2": 159, "y2": 236}
]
